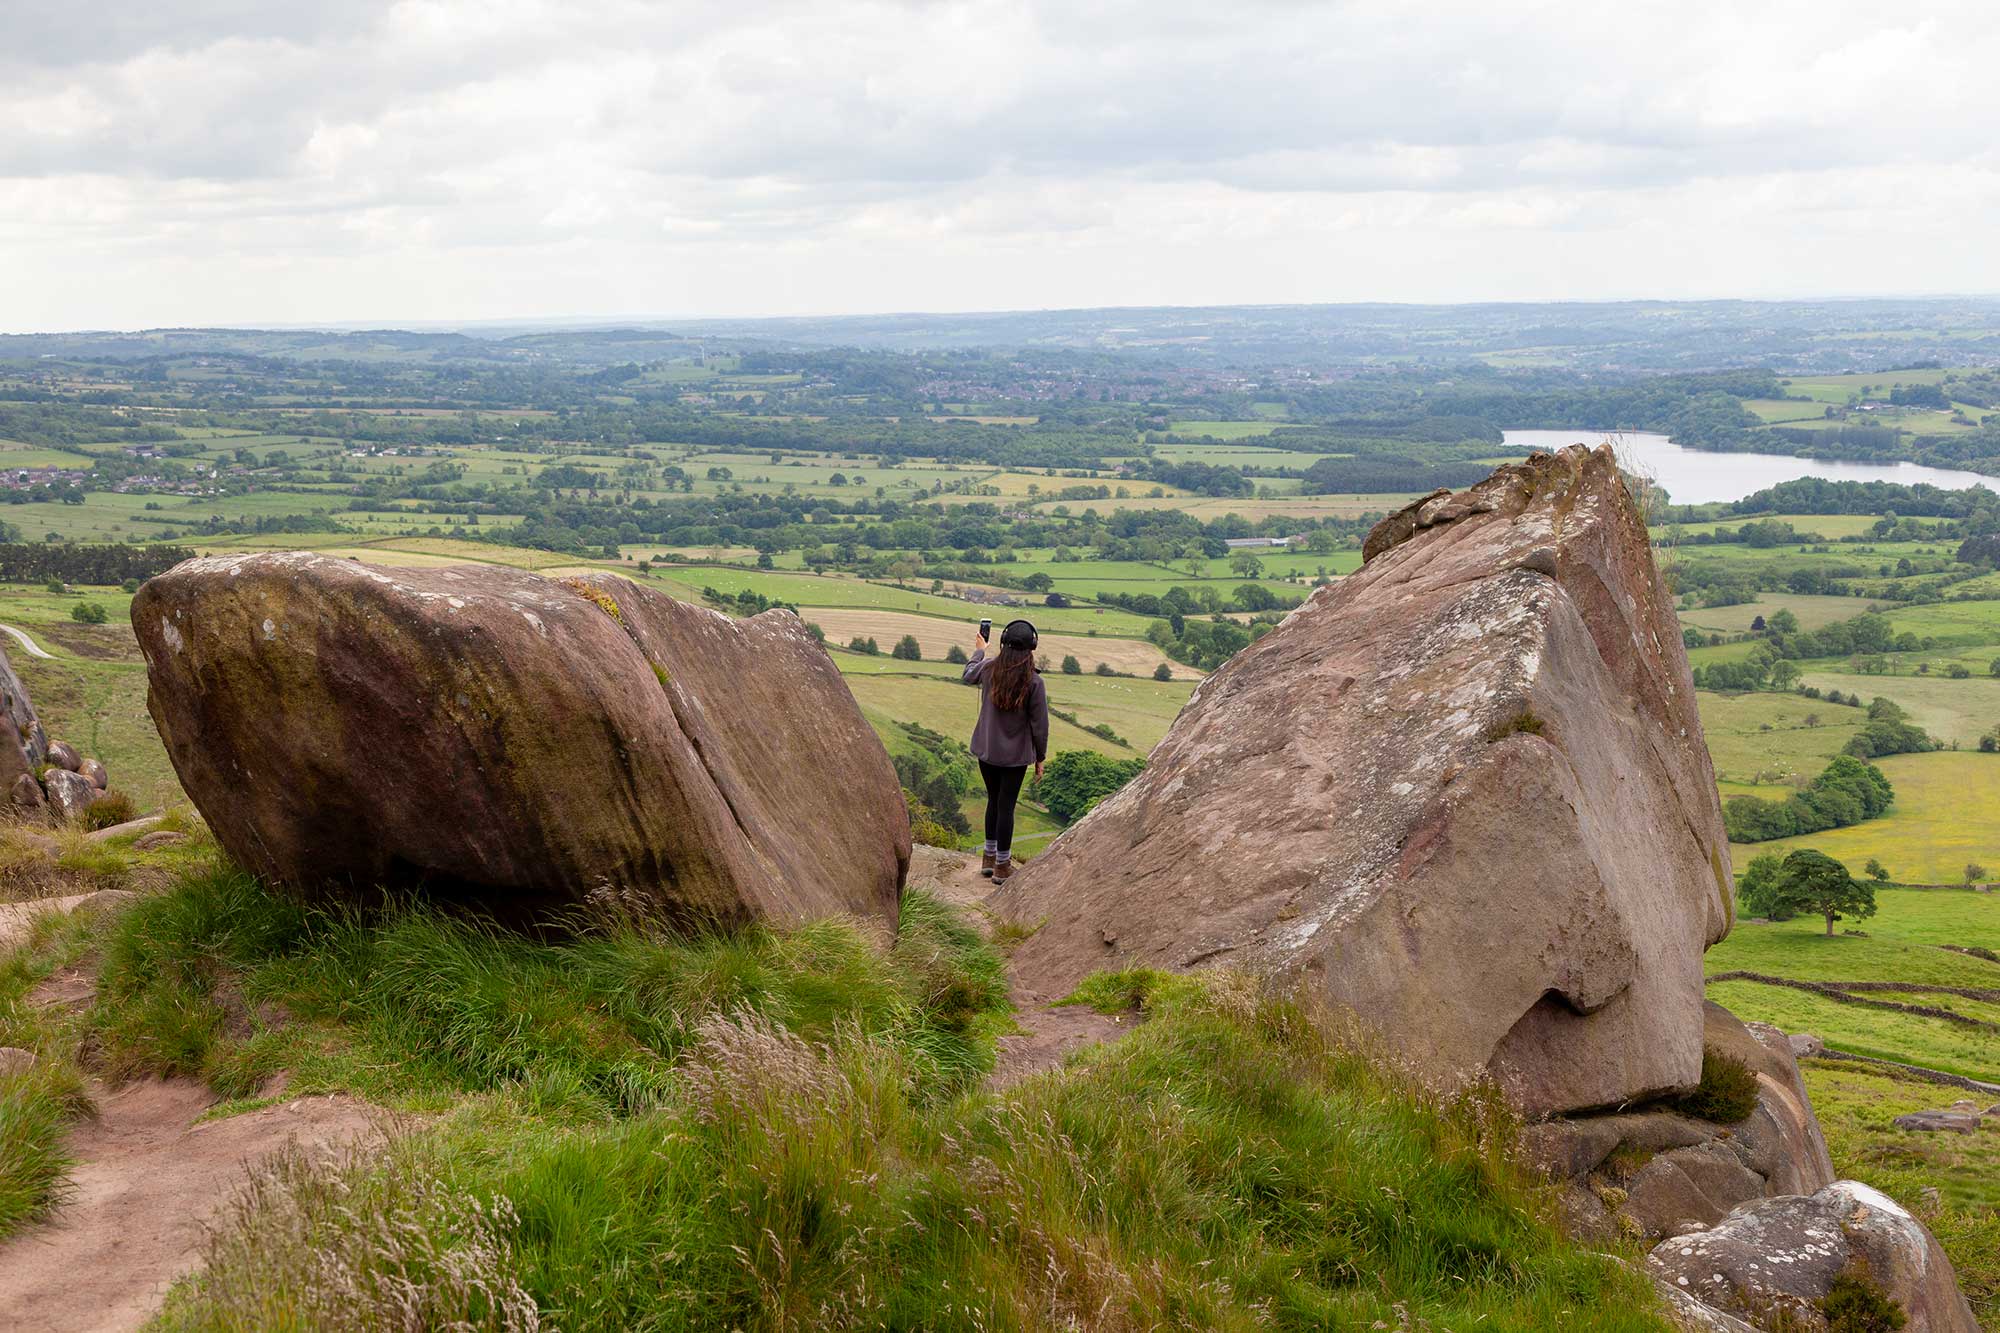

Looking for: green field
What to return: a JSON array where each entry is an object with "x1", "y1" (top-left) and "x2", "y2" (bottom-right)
[
  {"x1": 1727, "y1": 751, "x2": 2000, "y2": 885},
  {"x1": 1707, "y1": 888, "x2": 2000, "y2": 1083},
  {"x1": 1678, "y1": 592, "x2": 1868, "y2": 635},
  {"x1": 1797, "y1": 669, "x2": 2000, "y2": 748},
  {"x1": 1697, "y1": 690, "x2": 1862, "y2": 782}
]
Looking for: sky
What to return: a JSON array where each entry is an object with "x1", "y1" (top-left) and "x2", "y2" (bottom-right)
[{"x1": 4, "y1": 0, "x2": 2000, "y2": 331}]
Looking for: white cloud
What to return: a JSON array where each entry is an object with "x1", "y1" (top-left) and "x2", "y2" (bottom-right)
[{"x1": 2, "y1": 0, "x2": 1999, "y2": 328}]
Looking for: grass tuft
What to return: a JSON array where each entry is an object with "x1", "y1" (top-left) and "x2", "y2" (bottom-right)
[{"x1": 1670, "y1": 1045, "x2": 1761, "y2": 1123}]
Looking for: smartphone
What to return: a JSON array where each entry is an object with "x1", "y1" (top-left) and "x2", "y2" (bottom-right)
[{"x1": 979, "y1": 617, "x2": 992, "y2": 641}]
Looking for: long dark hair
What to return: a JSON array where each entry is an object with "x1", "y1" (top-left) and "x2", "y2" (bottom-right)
[{"x1": 988, "y1": 643, "x2": 1037, "y2": 712}]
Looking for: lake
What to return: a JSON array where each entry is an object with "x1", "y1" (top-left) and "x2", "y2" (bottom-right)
[{"x1": 1501, "y1": 429, "x2": 1998, "y2": 506}]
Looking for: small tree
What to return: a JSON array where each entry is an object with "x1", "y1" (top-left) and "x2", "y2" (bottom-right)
[
  {"x1": 1864, "y1": 857, "x2": 1891, "y2": 883},
  {"x1": 945, "y1": 645, "x2": 968, "y2": 664},
  {"x1": 1736, "y1": 852, "x2": 1793, "y2": 920},
  {"x1": 1967, "y1": 862, "x2": 1990, "y2": 887},
  {"x1": 1772, "y1": 849, "x2": 1877, "y2": 937},
  {"x1": 1229, "y1": 552, "x2": 1265, "y2": 578},
  {"x1": 1094, "y1": 662, "x2": 1115, "y2": 676},
  {"x1": 891, "y1": 634, "x2": 923, "y2": 661},
  {"x1": 1060, "y1": 655, "x2": 1082, "y2": 675},
  {"x1": 70, "y1": 602, "x2": 108, "y2": 625},
  {"x1": 1153, "y1": 663, "x2": 1173, "y2": 681}
]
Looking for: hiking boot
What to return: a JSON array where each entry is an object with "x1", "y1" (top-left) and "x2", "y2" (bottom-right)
[
  {"x1": 992, "y1": 859, "x2": 1013, "y2": 885},
  {"x1": 980, "y1": 850, "x2": 996, "y2": 877}
]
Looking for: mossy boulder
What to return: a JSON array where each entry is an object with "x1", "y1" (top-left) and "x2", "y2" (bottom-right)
[{"x1": 132, "y1": 554, "x2": 909, "y2": 927}]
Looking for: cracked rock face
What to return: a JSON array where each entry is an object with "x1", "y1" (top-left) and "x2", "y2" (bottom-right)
[
  {"x1": 992, "y1": 445, "x2": 1732, "y2": 1116},
  {"x1": 1649, "y1": 1181, "x2": 1981, "y2": 1333},
  {"x1": 132, "y1": 554, "x2": 909, "y2": 927}
]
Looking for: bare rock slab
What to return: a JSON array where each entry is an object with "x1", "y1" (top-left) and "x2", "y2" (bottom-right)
[
  {"x1": 132, "y1": 554, "x2": 909, "y2": 927},
  {"x1": 993, "y1": 446, "x2": 1732, "y2": 1115}
]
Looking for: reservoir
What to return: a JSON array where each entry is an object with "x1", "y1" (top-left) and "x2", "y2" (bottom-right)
[{"x1": 1501, "y1": 429, "x2": 1998, "y2": 506}]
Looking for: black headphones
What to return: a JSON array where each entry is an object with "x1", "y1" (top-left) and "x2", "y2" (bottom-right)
[{"x1": 999, "y1": 619, "x2": 1038, "y2": 650}]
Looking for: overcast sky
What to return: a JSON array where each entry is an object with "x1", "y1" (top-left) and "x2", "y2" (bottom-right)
[{"x1": 4, "y1": 0, "x2": 1998, "y2": 332}]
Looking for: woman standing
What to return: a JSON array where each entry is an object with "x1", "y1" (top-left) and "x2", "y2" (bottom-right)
[{"x1": 962, "y1": 619, "x2": 1049, "y2": 884}]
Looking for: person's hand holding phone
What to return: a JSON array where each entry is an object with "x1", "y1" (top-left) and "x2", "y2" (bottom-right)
[{"x1": 975, "y1": 617, "x2": 990, "y2": 652}]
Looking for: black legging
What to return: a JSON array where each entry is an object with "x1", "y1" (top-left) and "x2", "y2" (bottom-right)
[{"x1": 979, "y1": 760, "x2": 1028, "y2": 854}]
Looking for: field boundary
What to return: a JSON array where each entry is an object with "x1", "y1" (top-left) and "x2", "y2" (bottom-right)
[
  {"x1": 1814, "y1": 1049, "x2": 2000, "y2": 1096},
  {"x1": 1705, "y1": 970, "x2": 1997, "y2": 1030}
]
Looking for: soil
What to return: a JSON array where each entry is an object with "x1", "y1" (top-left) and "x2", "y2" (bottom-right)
[
  {"x1": 0, "y1": 1081, "x2": 380, "y2": 1332},
  {"x1": 0, "y1": 891, "x2": 383, "y2": 1332},
  {"x1": 910, "y1": 843, "x2": 1134, "y2": 1091}
]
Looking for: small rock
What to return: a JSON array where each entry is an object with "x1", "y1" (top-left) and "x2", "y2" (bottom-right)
[
  {"x1": 42, "y1": 769, "x2": 97, "y2": 823},
  {"x1": 1786, "y1": 1032, "x2": 1824, "y2": 1059},
  {"x1": 45, "y1": 740, "x2": 80, "y2": 772},
  {"x1": 81, "y1": 758, "x2": 108, "y2": 790},
  {"x1": 0, "y1": 1046, "x2": 35, "y2": 1077},
  {"x1": 133, "y1": 830, "x2": 186, "y2": 852},
  {"x1": 1892, "y1": 1110, "x2": 1981, "y2": 1134},
  {"x1": 8, "y1": 771, "x2": 45, "y2": 814}
]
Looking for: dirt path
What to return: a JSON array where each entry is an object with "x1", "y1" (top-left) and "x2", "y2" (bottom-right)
[
  {"x1": 0, "y1": 1082, "x2": 380, "y2": 1332},
  {"x1": 1, "y1": 895, "x2": 383, "y2": 1332},
  {"x1": 911, "y1": 845, "x2": 1133, "y2": 1090},
  {"x1": 0, "y1": 624, "x2": 53, "y2": 660}
]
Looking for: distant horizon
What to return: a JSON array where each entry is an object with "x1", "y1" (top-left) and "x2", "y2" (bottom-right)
[{"x1": 14, "y1": 290, "x2": 2000, "y2": 341}]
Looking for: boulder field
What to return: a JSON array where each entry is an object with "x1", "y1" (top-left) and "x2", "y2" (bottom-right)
[
  {"x1": 994, "y1": 444, "x2": 1734, "y2": 1118},
  {"x1": 131, "y1": 554, "x2": 910, "y2": 927}
]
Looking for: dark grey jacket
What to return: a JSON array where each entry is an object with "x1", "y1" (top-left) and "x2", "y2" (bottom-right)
[{"x1": 964, "y1": 649, "x2": 1049, "y2": 767}]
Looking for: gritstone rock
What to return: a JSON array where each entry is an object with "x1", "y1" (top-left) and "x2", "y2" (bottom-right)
[{"x1": 994, "y1": 446, "x2": 1732, "y2": 1115}]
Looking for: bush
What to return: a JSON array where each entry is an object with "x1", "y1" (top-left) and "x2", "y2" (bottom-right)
[
  {"x1": 890, "y1": 634, "x2": 922, "y2": 661},
  {"x1": 1033, "y1": 750, "x2": 1145, "y2": 823},
  {"x1": 82, "y1": 790, "x2": 138, "y2": 831},
  {"x1": 1094, "y1": 662, "x2": 1114, "y2": 676},
  {"x1": 945, "y1": 645, "x2": 968, "y2": 664},
  {"x1": 1153, "y1": 663, "x2": 1173, "y2": 681},
  {"x1": 1671, "y1": 1046, "x2": 1759, "y2": 1123},
  {"x1": 1060, "y1": 654, "x2": 1081, "y2": 674}
]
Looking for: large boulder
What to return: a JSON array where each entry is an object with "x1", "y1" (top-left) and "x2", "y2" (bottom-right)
[
  {"x1": 1649, "y1": 1181, "x2": 1980, "y2": 1332},
  {"x1": 0, "y1": 640, "x2": 45, "y2": 797},
  {"x1": 132, "y1": 554, "x2": 910, "y2": 927},
  {"x1": 993, "y1": 446, "x2": 1733, "y2": 1115}
]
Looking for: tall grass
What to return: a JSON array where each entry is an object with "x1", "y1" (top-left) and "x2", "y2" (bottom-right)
[
  {"x1": 0, "y1": 908, "x2": 95, "y2": 1238},
  {"x1": 157, "y1": 964, "x2": 1672, "y2": 1331},
  {"x1": 90, "y1": 866, "x2": 1010, "y2": 1109}
]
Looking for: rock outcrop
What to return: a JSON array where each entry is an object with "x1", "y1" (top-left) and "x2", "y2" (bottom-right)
[
  {"x1": 1, "y1": 638, "x2": 111, "y2": 822},
  {"x1": 1529, "y1": 1003, "x2": 1837, "y2": 1243},
  {"x1": 1650, "y1": 1181, "x2": 1981, "y2": 1333},
  {"x1": 993, "y1": 446, "x2": 1732, "y2": 1115},
  {"x1": 132, "y1": 554, "x2": 910, "y2": 926}
]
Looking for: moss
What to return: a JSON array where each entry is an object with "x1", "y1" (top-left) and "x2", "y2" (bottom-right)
[
  {"x1": 1821, "y1": 1267, "x2": 1908, "y2": 1333},
  {"x1": 559, "y1": 578, "x2": 625, "y2": 627},
  {"x1": 1604, "y1": 1142, "x2": 1655, "y2": 1180},
  {"x1": 1670, "y1": 1045, "x2": 1760, "y2": 1124},
  {"x1": 1484, "y1": 709, "x2": 1547, "y2": 743}
]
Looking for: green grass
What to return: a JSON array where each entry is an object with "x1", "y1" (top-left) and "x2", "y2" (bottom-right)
[
  {"x1": 1707, "y1": 887, "x2": 2000, "y2": 1080},
  {"x1": 1696, "y1": 689, "x2": 1864, "y2": 783},
  {"x1": 1677, "y1": 592, "x2": 1877, "y2": 634},
  {"x1": 142, "y1": 956, "x2": 1671, "y2": 1332},
  {"x1": 1726, "y1": 752, "x2": 2000, "y2": 884},
  {"x1": 89, "y1": 865, "x2": 1010, "y2": 1110},
  {"x1": 1796, "y1": 671, "x2": 2000, "y2": 750}
]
